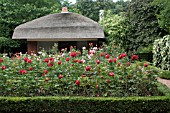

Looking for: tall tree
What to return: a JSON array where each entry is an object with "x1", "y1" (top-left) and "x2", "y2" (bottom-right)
[
  {"x1": 152, "y1": 0, "x2": 170, "y2": 33},
  {"x1": 123, "y1": 0, "x2": 165, "y2": 53},
  {"x1": 76, "y1": 0, "x2": 115, "y2": 21},
  {"x1": 0, "y1": 0, "x2": 55, "y2": 52}
]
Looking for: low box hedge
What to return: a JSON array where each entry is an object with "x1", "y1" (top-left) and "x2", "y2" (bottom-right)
[
  {"x1": 0, "y1": 96, "x2": 170, "y2": 113},
  {"x1": 0, "y1": 82, "x2": 170, "y2": 113},
  {"x1": 159, "y1": 70, "x2": 170, "y2": 79}
]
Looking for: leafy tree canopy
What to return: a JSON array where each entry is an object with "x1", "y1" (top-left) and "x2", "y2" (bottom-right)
[
  {"x1": 152, "y1": 0, "x2": 170, "y2": 33},
  {"x1": 0, "y1": 0, "x2": 79, "y2": 53}
]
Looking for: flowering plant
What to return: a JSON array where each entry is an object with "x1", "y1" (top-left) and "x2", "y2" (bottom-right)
[{"x1": 0, "y1": 46, "x2": 161, "y2": 97}]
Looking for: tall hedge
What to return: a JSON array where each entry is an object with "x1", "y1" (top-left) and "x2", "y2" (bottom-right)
[{"x1": 153, "y1": 35, "x2": 170, "y2": 70}]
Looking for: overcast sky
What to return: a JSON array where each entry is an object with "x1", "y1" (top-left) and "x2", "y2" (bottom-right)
[{"x1": 68, "y1": 0, "x2": 128, "y2": 4}]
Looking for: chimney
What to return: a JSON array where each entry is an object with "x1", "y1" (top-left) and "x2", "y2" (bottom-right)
[{"x1": 61, "y1": 7, "x2": 68, "y2": 13}]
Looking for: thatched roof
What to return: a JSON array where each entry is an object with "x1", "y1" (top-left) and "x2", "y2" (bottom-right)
[{"x1": 12, "y1": 12, "x2": 105, "y2": 40}]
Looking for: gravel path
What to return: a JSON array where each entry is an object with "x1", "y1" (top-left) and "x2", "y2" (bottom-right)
[{"x1": 157, "y1": 78, "x2": 170, "y2": 88}]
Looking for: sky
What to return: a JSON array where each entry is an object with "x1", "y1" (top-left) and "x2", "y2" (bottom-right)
[{"x1": 68, "y1": 0, "x2": 127, "y2": 4}]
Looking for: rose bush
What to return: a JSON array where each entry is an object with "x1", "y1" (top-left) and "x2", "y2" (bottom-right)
[{"x1": 0, "y1": 46, "x2": 162, "y2": 97}]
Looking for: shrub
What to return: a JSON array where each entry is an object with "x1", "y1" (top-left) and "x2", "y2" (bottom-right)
[
  {"x1": 159, "y1": 70, "x2": 170, "y2": 79},
  {"x1": 153, "y1": 35, "x2": 170, "y2": 70},
  {"x1": 0, "y1": 45, "x2": 162, "y2": 97},
  {"x1": 0, "y1": 96, "x2": 170, "y2": 113}
]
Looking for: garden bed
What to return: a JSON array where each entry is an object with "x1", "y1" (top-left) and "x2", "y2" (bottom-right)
[
  {"x1": 0, "y1": 45, "x2": 163, "y2": 97},
  {"x1": 0, "y1": 45, "x2": 169, "y2": 112}
]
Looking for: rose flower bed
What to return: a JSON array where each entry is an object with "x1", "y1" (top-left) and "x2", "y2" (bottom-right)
[{"x1": 0, "y1": 46, "x2": 163, "y2": 97}]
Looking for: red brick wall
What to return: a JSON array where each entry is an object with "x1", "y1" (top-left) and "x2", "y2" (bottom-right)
[{"x1": 27, "y1": 41, "x2": 37, "y2": 54}]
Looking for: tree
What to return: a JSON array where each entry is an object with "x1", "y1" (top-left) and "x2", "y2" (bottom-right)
[
  {"x1": 100, "y1": 10, "x2": 126, "y2": 45},
  {"x1": 152, "y1": 0, "x2": 170, "y2": 33},
  {"x1": 76, "y1": 0, "x2": 115, "y2": 21},
  {"x1": 100, "y1": 0, "x2": 166, "y2": 54},
  {"x1": 0, "y1": 0, "x2": 58, "y2": 53},
  {"x1": 123, "y1": 0, "x2": 165, "y2": 53}
]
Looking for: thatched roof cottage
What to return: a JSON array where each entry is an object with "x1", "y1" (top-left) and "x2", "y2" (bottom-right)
[{"x1": 12, "y1": 7, "x2": 105, "y2": 54}]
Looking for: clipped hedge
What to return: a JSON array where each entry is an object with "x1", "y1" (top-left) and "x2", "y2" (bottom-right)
[
  {"x1": 159, "y1": 70, "x2": 170, "y2": 79},
  {"x1": 0, "y1": 96, "x2": 170, "y2": 113},
  {"x1": 0, "y1": 82, "x2": 170, "y2": 113},
  {"x1": 153, "y1": 35, "x2": 170, "y2": 70}
]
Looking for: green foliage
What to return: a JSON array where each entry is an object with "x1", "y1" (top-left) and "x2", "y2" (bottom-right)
[
  {"x1": 99, "y1": 10, "x2": 127, "y2": 52},
  {"x1": 0, "y1": 0, "x2": 55, "y2": 53},
  {"x1": 112, "y1": 0, "x2": 130, "y2": 14},
  {"x1": 101, "y1": 0, "x2": 164, "y2": 54},
  {"x1": 159, "y1": 70, "x2": 170, "y2": 80},
  {"x1": 124, "y1": 0, "x2": 163, "y2": 52},
  {"x1": 153, "y1": 35, "x2": 170, "y2": 70},
  {"x1": 137, "y1": 45, "x2": 153, "y2": 54},
  {"x1": 0, "y1": 0, "x2": 53, "y2": 38},
  {"x1": 0, "y1": 96, "x2": 170, "y2": 113},
  {"x1": 0, "y1": 46, "x2": 161, "y2": 97},
  {"x1": 136, "y1": 45, "x2": 153, "y2": 62},
  {"x1": 146, "y1": 64, "x2": 170, "y2": 80},
  {"x1": 157, "y1": 82, "x2": 170, "y2": 95},
  {"x1": 152, "y1": 0, "x2": 170, "y2": 33},
  {"x1": 76, "y1": 0, "x2": 116, "y2": 21},
  {"x1": 0, "y1": 37, "x2": 19, "y2": 48},
  {"x1": 75, "y1": 0, "x2": 129, "y2": 21}
]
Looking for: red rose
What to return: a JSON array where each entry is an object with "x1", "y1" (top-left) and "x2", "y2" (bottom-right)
[
  {"x1": 144, "y1": 63, "x2": 149, "y2": 67},
  {"x1": 96, "y1": 85, "x2": 99, "y2": 89},
  {"x1": 105, "y1": 54, "x2": 110, "y2": 59},
  {"x1": 24, "y1": 57, "x2": 29, "y2": 62},
  {"x1": 58, "y1": 61, "x2": 62, "y2": 65},
  {"x1": 44, "y1": 70, "x2": 48, "y2": 74},
  {"x1": 58, "y1": 74, "x2": 63, "y2": 79},
  {"x1": 113, "y1": 58, "x2": 117, "y2": 63},
  {"x1": 70, "y1": 52, "x2": 77, "y2": 57},
  {"x1": 66, "y1": 57, "x2": 70, "y2": 62},
  {"x1": 131, "y1": 55, "x2": 138, "y2": 60},
  {"x1": 126, "y1": 62, "x2": 130, "y2": 66},
  {"x1": 78, "y1": 60, "x2": 83, "y2": 64},
  {"x1": 118, "y1": 53, "x2": 127, "y2": 59},
  {"x1": 20, "y1": 69, "x2": 27, "y2": 74},
  {"x1": 75, "y1": 80, "x2": 80, "y2": 85},
  {"x1": 106, "y1": 79, "x2": 110, "y2": 83},
  {"x1": 100, "y1": 53, "x2": 104, "y2": 57},
  {"x1": 96, "y1": 60, "x2": 100, "y2": 64},
  {"x1": 44, "y1": 58, "x2": 49, "y2": 63},
  {"x1": 2, "y1": 66, "x2": 6, "y2": 70},
  {"x1": 48, "y1": 63, "x2": 54, "y2": 67},
  {"x1": 27, "y1": 59, "x2": 32, "y2": 63},
  {"x1": 88, "y1": 51, "x2": 94, "y2": 55},
  {"x1": 81, "y1": 74, "x2": 85, "y2": 78},
  {"x1": 109, "y1": 72, "x2": 114, "y2": 76},
  {"x1": 118, "y1": 62, "x2": 121, "y2": 67},
  {"x1": 0, "y1": 58, "x2": 3, "y2": 63},
  {"x1": 50, "y1": 57, "x2": 54, "y2": 62},
  {"x1": 86, "y1": 66, "x2": 91, "y2": 71},
  {"x1": 29, "y1": 67, "x2": 33, "y2": 71},
  {"x1": 73, "y1": 59, "x2": 78, "y2": 63},
  {"x1": 121, "y1": 53, "x2": 127, "y2": 57},
  {"x1": 108, "y1": 59, "x2": 112, "y2": 63},
  {"x1": 42, "y1": 74, "x2": 46, "y2": 76}
]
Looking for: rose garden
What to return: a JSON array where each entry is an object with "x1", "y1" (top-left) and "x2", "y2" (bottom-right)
[
  {"x1": 1, "y1": 0, "x2": 170, "y2": 112},
  {"x1": 0, "y1": 43, "x2": 170, "y2": 112},
  {"x1": 0, "y1": 45, "x2": 161, "y2": 97}
]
